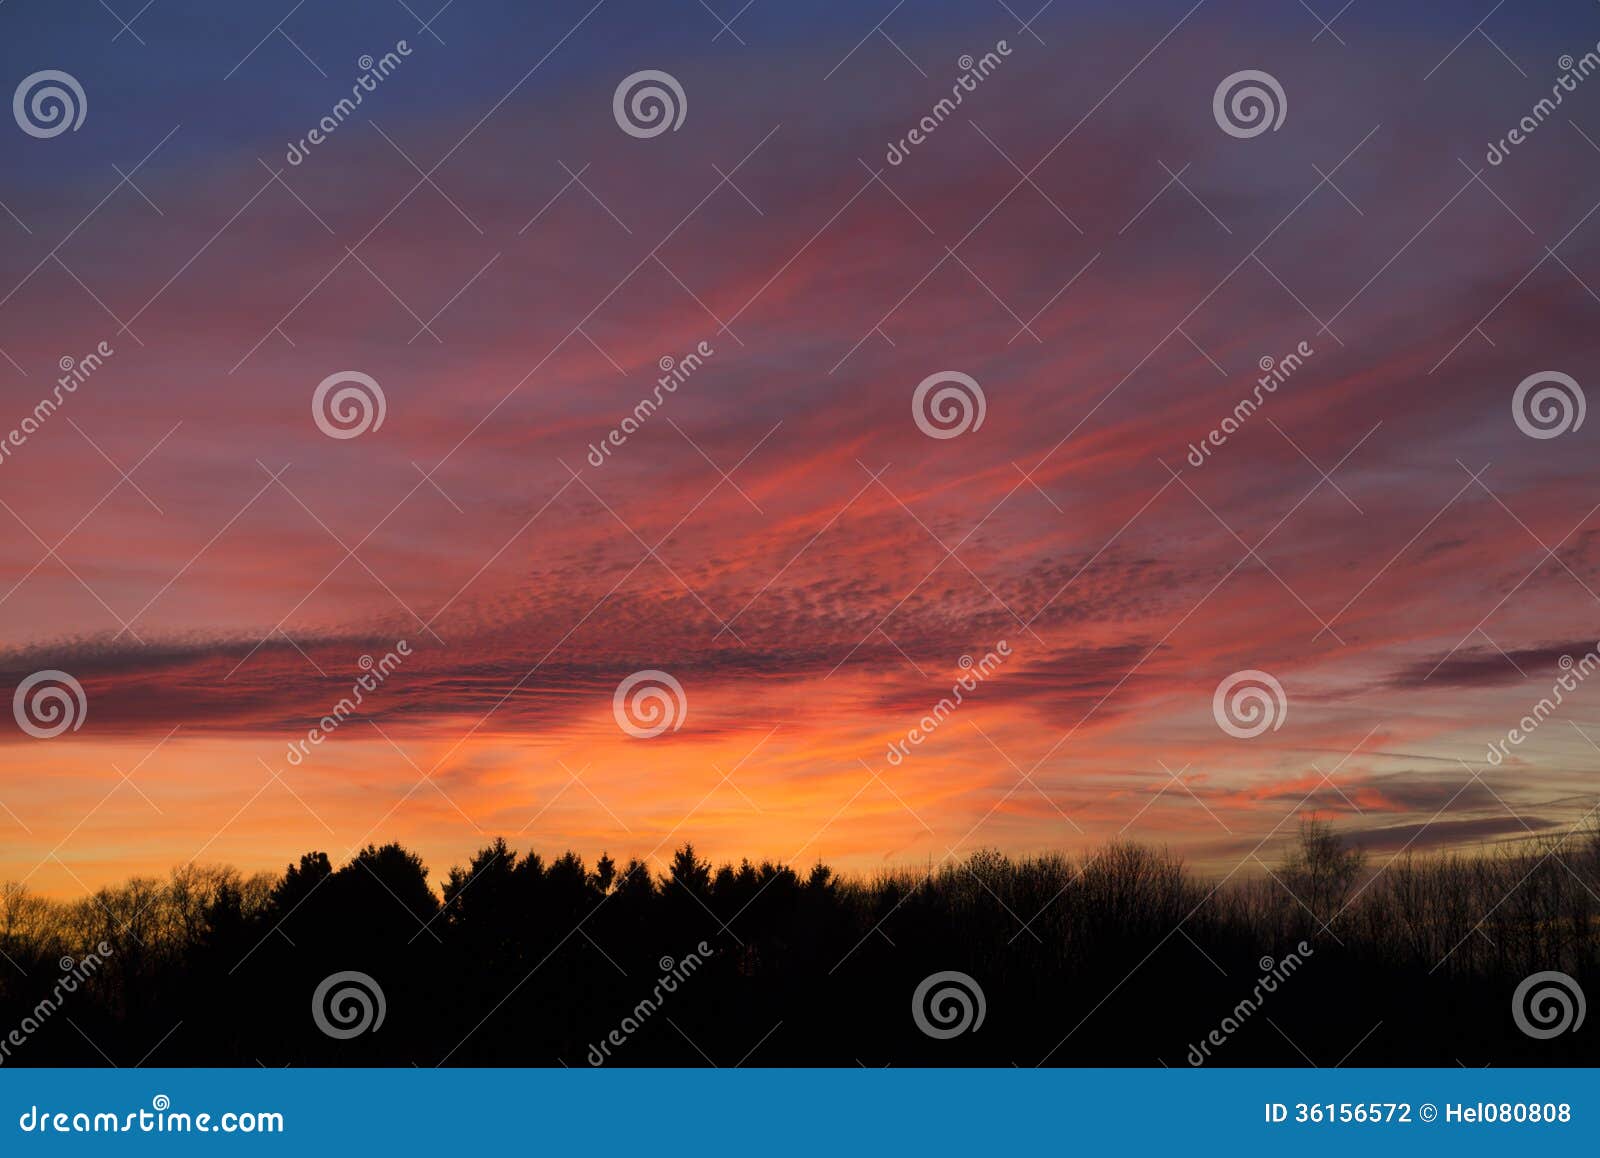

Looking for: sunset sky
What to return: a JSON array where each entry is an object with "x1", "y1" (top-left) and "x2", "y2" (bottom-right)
[{"x1": 3, "y1": 0, "x2": 1599, "y2": 894}]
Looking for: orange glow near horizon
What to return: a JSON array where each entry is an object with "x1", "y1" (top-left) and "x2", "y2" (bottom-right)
[{"x1": 4, "y1": 13, "x2": 1598, "y2": 898}]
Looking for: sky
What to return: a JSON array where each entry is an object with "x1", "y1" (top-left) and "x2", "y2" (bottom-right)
[{"x1": 2, "y1": 0, "x2": 1600, "y2": 894}]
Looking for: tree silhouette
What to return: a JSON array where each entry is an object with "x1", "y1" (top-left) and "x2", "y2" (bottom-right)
[
  {"x1": 1280, "y1": 816, "x2": 1367, "y2": 925},
  {"x1": 1, "y1": 823, "x2": 1596, "y2": 1067}
]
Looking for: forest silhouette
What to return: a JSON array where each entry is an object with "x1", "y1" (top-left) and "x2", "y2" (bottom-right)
[{"x1": 1, "y1": 819, "x2": 1595, "y2": 1066}]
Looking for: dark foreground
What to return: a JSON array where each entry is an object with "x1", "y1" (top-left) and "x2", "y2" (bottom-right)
[{"x1": 1, "y1": 821, "x2": 1596, "y2": 1066}]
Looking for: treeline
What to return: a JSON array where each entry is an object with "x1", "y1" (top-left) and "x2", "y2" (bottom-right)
[{"x1": 1, "y1": 820, "x2": 1596, "y2": 1066}]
